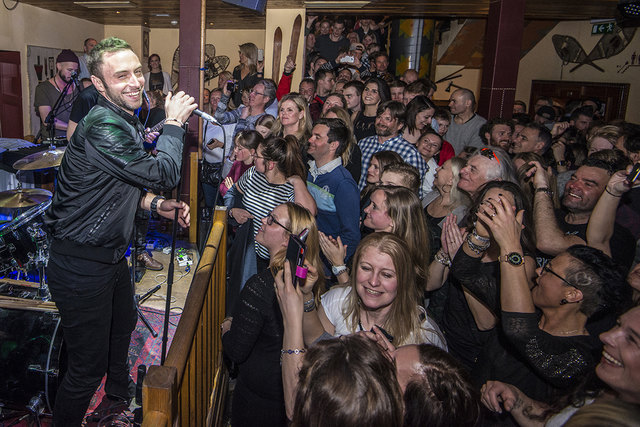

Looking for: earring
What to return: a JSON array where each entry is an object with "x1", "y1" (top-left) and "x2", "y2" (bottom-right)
[{"x1": 560, "y1": 299, "x2": 568, "y2": 305}]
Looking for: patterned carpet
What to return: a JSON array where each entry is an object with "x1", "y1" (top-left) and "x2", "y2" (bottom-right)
[{"x1": 0, "y1": 306, "x2": 180, "y2": 426}]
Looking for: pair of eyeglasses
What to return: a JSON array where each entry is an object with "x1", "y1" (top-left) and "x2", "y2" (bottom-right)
[
  {"x1": 542, "y1": 263, "x2": 575, "y2": 288},
  {"x1": 251, "y1": 90, "x2": 266, "y2": 97},
  {"x1": 479, "y1": 147, "x2": 501, "y2": 164},
  {"x1": 266, "y1": 212, "x2": 292, "y2": 233}
]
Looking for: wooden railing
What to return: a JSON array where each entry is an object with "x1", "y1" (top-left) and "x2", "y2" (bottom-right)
[{"x1": 142, "y1": 206, "x2": 228, "y2": 426}]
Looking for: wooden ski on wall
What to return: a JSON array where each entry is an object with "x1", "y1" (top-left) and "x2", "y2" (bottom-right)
[
  {"x1": 288, "y1": 15, "x2": 302, "y2": 63},
  {"x1": 273, "y1": 27, "x2": 283, "y2": 84}
]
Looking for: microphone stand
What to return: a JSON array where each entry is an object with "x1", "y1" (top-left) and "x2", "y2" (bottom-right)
[
  {"x1": 161, "y1": 121, "x2": 189, "y2": 364},
  {"x1": 43, "y1": 76, "x2": 76, "y2": 144}
]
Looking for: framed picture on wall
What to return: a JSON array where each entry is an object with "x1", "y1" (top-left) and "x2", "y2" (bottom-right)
[{"x1": 142, "y1": 27, "x2": 150, "y2": 63}]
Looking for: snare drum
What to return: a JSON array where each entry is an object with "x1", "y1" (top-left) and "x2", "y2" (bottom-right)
[{"x1": 0, "y1": 199, "x2": 50, "y2": 273}]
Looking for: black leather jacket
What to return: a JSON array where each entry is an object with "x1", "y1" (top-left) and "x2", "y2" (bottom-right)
[{"x1": 45, "y1": 95, "x2": 185, "y2": 263}]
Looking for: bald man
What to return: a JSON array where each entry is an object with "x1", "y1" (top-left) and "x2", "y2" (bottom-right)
[{"x1": 445, "y1": 88, "x2": 486, "y2": 154}]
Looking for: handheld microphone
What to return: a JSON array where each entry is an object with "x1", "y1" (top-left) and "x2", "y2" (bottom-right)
[{"x1": 193, "y1": 108, "x2": 221, "y2": 125}]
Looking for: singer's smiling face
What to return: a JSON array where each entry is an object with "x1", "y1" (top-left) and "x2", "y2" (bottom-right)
[
  {"x1": 57, "y1": 61, "x2": 79, "y2": 84},
  {"x1": 92, "y1": 49, "x2": 144, "y2": 115}
]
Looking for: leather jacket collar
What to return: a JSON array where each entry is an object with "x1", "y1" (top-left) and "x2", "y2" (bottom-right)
[{"x1": 97, "y1": 94, "x2": 142, "y2": 130}]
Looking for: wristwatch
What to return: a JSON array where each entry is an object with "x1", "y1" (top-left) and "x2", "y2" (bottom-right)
[
  {"x1": 499, "y1": 252, "x2": 524, "y2": 266},
  {"x1": 150, "y1": 195, "x2": 165, "y2": 213}
]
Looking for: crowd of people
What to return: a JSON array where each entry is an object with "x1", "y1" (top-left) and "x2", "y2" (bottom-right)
[
  {"x1": 35, "y1": 15, "x2": 640, "y2": 426},
  {"x1": 211, "y1": 15, "x2": 640, "y2": 427}
]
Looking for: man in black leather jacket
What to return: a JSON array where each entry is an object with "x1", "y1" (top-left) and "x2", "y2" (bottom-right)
[{"x1": 44, "y1": 37, "x2": 196, "y2": 426}]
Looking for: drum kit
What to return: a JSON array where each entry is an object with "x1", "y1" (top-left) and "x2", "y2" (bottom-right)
[{"x1": 0, "y1": 146, "x2": 66, "y2": 415}]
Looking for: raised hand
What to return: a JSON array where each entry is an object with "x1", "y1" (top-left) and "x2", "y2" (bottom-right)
[{"x1": 164, "y1": 91, "x2": 197, "y2": 124}]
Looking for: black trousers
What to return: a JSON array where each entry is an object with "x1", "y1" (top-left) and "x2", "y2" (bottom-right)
[
  {"x1": 47, "y1": 249, "x2": 137, "y2": 426},
  {"x1": 135, "y1": 207, "x2": 150, "y2": 254}
]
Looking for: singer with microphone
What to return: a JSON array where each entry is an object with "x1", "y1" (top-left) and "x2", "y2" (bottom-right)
[
  {"x1": 44, "y1": 37, "x2": 196, "y2": 427},
  {"x1": 34, "y1": 49, "x2": 81, "y2": 140}
]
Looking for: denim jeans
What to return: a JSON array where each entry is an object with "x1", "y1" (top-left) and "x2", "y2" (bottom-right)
[{"x1": 47, "y1": 250, "x2": 136, "y2": 426}]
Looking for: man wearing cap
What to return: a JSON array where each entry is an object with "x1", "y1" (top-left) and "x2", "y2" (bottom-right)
[
  {"x1": 34, "y1": 49, "x2": 80, "y2": 140},
  {"x1": 534, "y1": 105, "x2": 556, "y2": 129}
]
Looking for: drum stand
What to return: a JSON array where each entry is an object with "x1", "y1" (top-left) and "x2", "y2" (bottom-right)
[{"x1": 131, "y1": 224, "x2": 159, "y2": 338}]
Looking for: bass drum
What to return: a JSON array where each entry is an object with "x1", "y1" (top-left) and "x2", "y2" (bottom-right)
[{"x1": 0, "y1": 305, "x2": 65, "y2": 411}]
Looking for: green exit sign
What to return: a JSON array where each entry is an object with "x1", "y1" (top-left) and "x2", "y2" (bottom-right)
[{"x1": 592, "y1": 22, "x2": 615, "y2": 34}]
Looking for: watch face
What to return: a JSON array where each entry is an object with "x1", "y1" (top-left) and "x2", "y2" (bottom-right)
[{"x1": 507, "y1": 252, "x2": 524, "y2": 265}]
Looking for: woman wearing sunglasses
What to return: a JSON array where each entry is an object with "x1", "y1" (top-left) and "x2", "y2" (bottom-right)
[
  {"x1": 222, "y1": 203, "x2": 323, "y2": 427},
  {"x1": 471, "y1": 187, "x2": 630, "y2": 416}
]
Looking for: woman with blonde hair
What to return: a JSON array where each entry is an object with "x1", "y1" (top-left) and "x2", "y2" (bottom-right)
[
  {"x1": 270, "y1": 93, "x2": 312, "y2": 145},
  {"x1": 321, "y1": 185, "x2": 431, "y2": 289},
  {"x1": 231, "y1": 42, "x2": 261, "y2": 108},
  {"x1": 222, "y1": 202, "x2": 323, "y2": 427},
  {"x1": 322, "y1": 105, "x2": 362, "y2": 183},
  {"x1": 299, "y1": 232, "x2": 445, "y2": 349},
  {"x1": 586, "y1": 124, "x2": 621, "y2": 155}
]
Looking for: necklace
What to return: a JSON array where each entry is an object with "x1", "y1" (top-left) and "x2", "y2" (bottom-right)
[
  {"x1": 52, "y1": 76, "x2": 62, "y2": 92},
  {"x1": 538, "y1": 321, "x2": 586, "y2": 336}
]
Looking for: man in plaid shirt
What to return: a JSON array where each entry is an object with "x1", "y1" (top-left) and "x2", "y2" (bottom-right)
[{"x1": 357, "y1": 100, "x2": 427, "y2": 197}]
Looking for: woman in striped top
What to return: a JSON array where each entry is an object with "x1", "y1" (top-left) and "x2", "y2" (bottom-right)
[{"x1": 229, "y1": 135, "x2": 316, "y2": 268}]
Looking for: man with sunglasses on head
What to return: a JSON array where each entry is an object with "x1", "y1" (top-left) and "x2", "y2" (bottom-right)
[{"x1": 457, "y1": 147, "x2": 518, "y2": 199}]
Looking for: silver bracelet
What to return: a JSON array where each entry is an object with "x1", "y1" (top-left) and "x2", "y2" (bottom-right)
[
  {"x1": 303, "y1": 297, "x2": 316, "y2": 312},
  {"x1": 472, "y1": 228, "x2": 490, "y2": 243},
  {"x1": 466, "y1": 233, "x2": 490, "y2": 254},
  {"x1": 434, "y1": 250, "x2": 451, "y2": 267}
]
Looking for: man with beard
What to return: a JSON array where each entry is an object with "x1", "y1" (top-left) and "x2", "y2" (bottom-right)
[
  {"x1": 357, "y1": 100, "x2": 427, "y2": 196},
  {"x1": 34, "y1": 49, "x2": 80, "y2": 140},
  {"x1": 481, "y1": 117, "x2": 514, "y2": 151},
  {"x1": 528, "y1": 157, "x2": 635, "y2": 269},
  {"x1": 44, "y1": 37, "x2": 195, "y2": 426},
  {"x1": 510, "y1": 122, "x2": 551, "y2": 156}
]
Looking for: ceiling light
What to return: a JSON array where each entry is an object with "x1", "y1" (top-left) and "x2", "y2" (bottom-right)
[
  {"x1": 171, "y1": 20, "x2": 178, "y2": 25},
  {"x1": 74, "y1": 1, "x2": 135, "y2": 8},
  {"x1": 155, "y1": 13, "x2": 169, "y2": 16},
  {"x1": 619, "y1": 1, "x2": 640, "y2": 18},
  {"x1": 304, "y1": 0, "x2": 370, "y2": 8}
]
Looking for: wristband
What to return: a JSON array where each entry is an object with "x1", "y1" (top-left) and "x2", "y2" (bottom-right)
[
  {"x1": 605, "y1": 187, "x2": 622, "y2": 197},
  {"x1": 535, "y1": 187, "x2": 554, "y2": 197},
  {"x1": 150, "y1": 195, "x2": 165, "y2": 213},
  {"x1": 165, "y1": 118, "x2": 184, "y2": 127},
  {"x1": 331, "y1": 264, "x2": 347, "y2": 276}
]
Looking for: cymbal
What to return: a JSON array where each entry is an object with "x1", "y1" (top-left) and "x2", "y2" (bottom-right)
[
  {"x1": 0, "y1": 188, "x2": 52, "y2": 208},
  {"x1": 13, "y1": 147, "x2": 67, "y2": 170}
]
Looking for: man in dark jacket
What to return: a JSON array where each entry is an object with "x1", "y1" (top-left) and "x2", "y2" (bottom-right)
[{"x1": 44, "y1": 37, "x2": 196, "y2": 426}]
